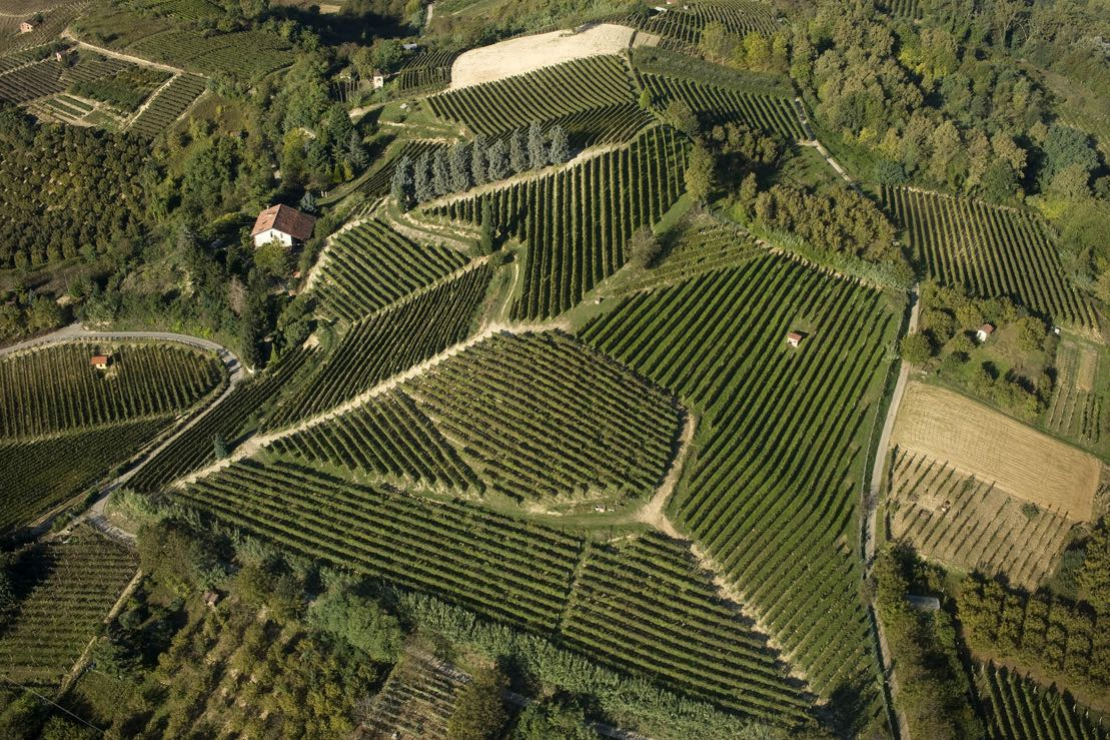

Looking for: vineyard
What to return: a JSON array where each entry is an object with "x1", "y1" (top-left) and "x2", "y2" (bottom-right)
[
  {"x1": 361, "y1": 654, "x2": 464, "y2": 740},
  {"x1": 397, "y1": 49, "x2": 460, "y2": 93},
  {"x1": 581, "y1": 254, "x2": 898, "y2": 703},
  {"x1": 270, "y1": 264, "x2": 492, "y2": 426},
  {"x1": 881, "y1": 186, "x2": 1095, "y2": 328},
  {"x1": 0, "y1": 526, "x2": 137, "y2": 687},
  {"x1": 129, "y1": 0, "x2": 223, "y2": 20},
  {"x1": 126, "y1": 28, "x2": 291, "y2": 79},
  {"x1": 0, "y1": 57, "x2": 65, "y2": 103},
  {"x1": 425, "y1": 55, "x2": 636, "y2": 137},
  {"x1": 1046, "y1": 339, "x2": 1106, "y2": 451},
  {"x1": 887, "y1": 449, "x2": 1074, "y2": 589},
  {"x1": 640, "y1": 72, "x2": 805, "y2": 140},
  {"x1": 429, "y1": 126, "x2": 688, "y2": 319},
  {"x1": 0, "y1": 418, "x2": 170, "y2": 534},
  {"x1": 607, "y1": 214, "x2": 762, "y2": 297},
  {"x1": 0, "y1": 342, "x2": 224, "y2": 438},
  {"x1": 353, "y1": 139, "x2": 444, "y2": 200},
  {"x1": 405, "y1": 331, "x2": 681, "y2": 504},
  {"x1": 312, "y1": 219, "x2": 469, "y2": 322},
  {"x1": 976, "y1": 663, "x2": 1108, "y2": 740},
  {"x1": 177, "y1": 460, "x2": 815, "y2": 725},
  {"x1": 126, "y1": 72, "x2": 205, "y2": 136},
  {"x1": 128, "y1": 347, "x2": 311, "y2": 493},
  {"x1": 268, "y1": 389, "x2": 480, "y2": 494},
  {"x1": 632, "y1": 0, "x2": 780, "y2": 50}
]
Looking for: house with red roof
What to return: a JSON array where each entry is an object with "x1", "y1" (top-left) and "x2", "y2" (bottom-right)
[{"x1": 250, "y1": 204, "x2": 316, "y2": 248}]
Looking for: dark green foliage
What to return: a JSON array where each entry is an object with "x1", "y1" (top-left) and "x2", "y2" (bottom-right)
[
  {"x1": 527, "y1": 120, "x2": 545, "y2": 169},
  {"x1": 547, "y1": 124, "x2": 570, "y2": 165},
  {"x1": 1078, "y1": 519, "x2": 1110, "y2": 612},
  {"x1": 447, "y1": 665, "x2": 509, "y2": 740},
  {"x1": 899, "y1": 332, "x2": 933, "y2": 365},
  {"x1": 137, "y1": 519, "x2": 225, "y2": 592},
  {"x1": 513, "y1": 698, "x2": 600, "y2": 740},
  {"x1": 308, "y1": 589, "x2": 403, "y2": 662}
]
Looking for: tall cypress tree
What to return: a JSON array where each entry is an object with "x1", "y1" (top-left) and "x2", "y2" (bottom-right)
[
  {"x1": 432, "y1": 148, "x2": 450, "y2": 197},
  {"x1": 486, "y1": 139, "x2": 509, "y2": 181},
  {"x1": 509, "y1": 128, "x2": 528, "y2": 174},
  {"x1": 471, "y1": 135, "x2": 488, "y2": 186},
  {"x1": 527, "y1": 120, "x2": 545, "y2": 169},
  {"x1": 548, "y1": 125, "x2": 571, "y2": 165},
  {"x1": 448, "y1": 143, "x2": 470, "y2": 192},
  {"x1": 414, "y1": 151, "x2": 433, "y2": 202},
  {"x1": 390, "y1": 155, "x2": 414, "y2": 210}
]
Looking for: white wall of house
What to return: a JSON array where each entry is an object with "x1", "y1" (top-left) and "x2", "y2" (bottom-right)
[{"x1": 253, "y1": 229, "x2": 294, "y2": 248}]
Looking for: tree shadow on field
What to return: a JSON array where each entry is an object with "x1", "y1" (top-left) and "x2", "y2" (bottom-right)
[{"x1": 267, "y1": 6, "x2": 412, "y2": 46}]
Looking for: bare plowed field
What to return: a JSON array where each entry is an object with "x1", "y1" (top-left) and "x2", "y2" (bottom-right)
[{"x1": 892, "y1": 382, "x2": 1099, "y2": 521}]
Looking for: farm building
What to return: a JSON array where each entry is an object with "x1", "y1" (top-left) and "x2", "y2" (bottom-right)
[
  {"x1": 251, "y1": 204, "x2": 316, "y2": 248},
  {"x1": 90, "y1": 354, "x2": 111, "y2": 370},
  {"x1": 976, "y1": 323, "x2": 995, "y2": 342},
  {"x1": 785, "y1": 332, "x2": 803, "y2": 348},
  {"x1": 19, "y1": 21, "x2": 35, "y2": 33},
  {"x1": 372, "y1": 70, "x2": 386, "y2": 89}
]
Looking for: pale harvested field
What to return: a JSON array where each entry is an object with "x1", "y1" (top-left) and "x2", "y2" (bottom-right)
[
  {"x1": 888, "y1": 449, "x2": 1073, "y2": 588},
  {"x1": 892, "y1": 382, "x2": 1099, "y2": 521},
  {"x1": 449, "y1": 24, "x2": 635, "y2": 90}
]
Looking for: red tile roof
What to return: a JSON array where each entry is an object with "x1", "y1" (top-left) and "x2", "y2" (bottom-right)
[
  {"x1": 90, "y1": 355, "x2": 110, "y2": 367},
  {"x1": 250, "y1": 204, "x2": 316, "y2": 241},
  {"x1": 979, "y1": 323, "x2": 995, "y2": 335}
]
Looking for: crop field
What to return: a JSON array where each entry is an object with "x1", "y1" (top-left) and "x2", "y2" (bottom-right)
[
  {"x1": 70, "y1": 64, "x2": 170, "y2": 111},
  {"x1": 271, "y1": 264, "x2": 493, "y2": 426},
  {"x1": 426, "y1": 55, "x2": 636, "y2": 137},
  {"x1": 1047, "y1": 339, "x2": 1106, "y2": 450},
  {"x1": 0, "y1": 2, "x2": 82, "y2": 57},
  {"x1": 351, "y1": 139, "x2": 445, "y2": 200},
  {"x1": 128, "y1": 0, "x2": 223, "y2": 20},
  {"x1": 582, "y1": 254, "x2": 897, "y2": 702},
  {"x1": 0, "y1": 418, "x2": 170, "y2": 534},
  {"x1": 127, "y1": 72, "x2": 206, "y2": 137},
  {"x1": 430, "y1": 126, "x2": 688, "y2": 319},
  {"x1": 892, "y1": 382, "x2": 1100, "y2": 521},
  {"x1": 313, "y1": 219, "x2": 469, "y2": 322},
  {"x1": 0, "y1": 526, "x2": 136, "y2": 687},
  {"x1": 607, "y1": 214, "x2": 761, "y2": 297},
  {"x1": 887, "y1": 450, "x2": 1073, "y2": 588},
  {"x1": 0, "y1": 58, "x2": 64, "y2": 103},
  {"x1": 0, "y1": 342, "x2": 224, "y2": 438},
  {"x1": 178, "y1": 459, "x2": 814, "y2": 725},
  {"x1": 269, "y1": 389, "x2": 481, "y2": 494},
  {"x1": 405, "y1": 331, "x2": 682, "y2": 503},
  {"x1": 881, "y1": 0, "x2": 923, "y2": 19},
  {"x1": 882, "y1": 186, "x2": 1095, "y2": 328},
  {"x1": 397, "y1": 49, "x2": 460, "y2": 93},
  {"x1": 126, "y1": 28, "x2": 292, "y2": 79},
  {"x1": 362, "y1": 654, "x2": 464, "y2": 740},
  {"x1": 634, "y1": 0, "x2": 779, "y2": 50},
  {"x1": 554, "y1": 101, "x2": 656, "y2": 146},
  {"x1": 976, "y1": 663, "x2": 1108, "y2": 740},
  {"x1": 640, "y1": 73, "x2": 805, "y2": 139},
  {"x1": 129, "y1": 347, "x2": 311, "y2": 493}
]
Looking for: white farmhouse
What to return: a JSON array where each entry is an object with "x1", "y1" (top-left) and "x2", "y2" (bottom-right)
[{"x1": 250, "y1": 204, "x2": 316, "y2": 248}]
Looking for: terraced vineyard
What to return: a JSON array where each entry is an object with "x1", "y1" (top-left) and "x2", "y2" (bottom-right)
[
  {"x1": 127, "y1": 29, "x2": 291, "y2": 79},
  {"x1": 180, "y1": 459, "x2": 583, "y2": 631},
  {"x1": 271, "y1": 264, "x2": 493, "y2": 426},
  {"x1": 0, "y1": 342, "x2": 224, "y2": 438},
  {"x1": 976, "y1": 663, "x2": 1108, "y2": 740},
  {"x1": 426, "y1": 55, "x2": 636, "y2": 137},
  {"x1": 354, "y1": 139, "x2": 444, "y2": 199},
  {"x1": 887, "y1": 449, "x2": 1074, "y2": 589},
  {"x1": 178, "y1": 460, "x2": 815, "y2": 726},
  {"x1": 882, "y1": 186, "x2": 1094, "y2": 327},
  {"x1": 0, "y1": 418, "x2": 170, "y2": 533},
  {"x1": 640, "y1": 73, "x2": 805, "y2": 139},
  {"x1": 406, "y1": 331, "x2": 681, "y2": 503},
  {"x1": 313, "y1": 219, "x2": 469, "y2": 322},
  {"x1": 361, "y1": 654, "x2": 464, "y2": 740},
  {"x1": 430, "y1": 126, "x2": 688, "y2": 319},
  {"x1": 554, "y1": 101, "x2": 656, "y2": 146},
  {"x1": 128, "y1": 347, "x2": 311, "y2": 493},
  {"x1": 128, "y1": 72, "x2": 206, "y2": 138},
  {"x1": 269, "y1": 389, "x2": 480, "y2": 494},
  {"x1": 0, "y1": 58, "x2": 64, "y2": 103},
  {"x1": 582, "y1": 254, "x2": 897, "y2": 703},
  {"x1": 634, "y1": 0, "x2": 779, "y2": 49},
  {"x1": 562, "y1": 533, "x2": 812, "y2": 723},
  {"x1": 0, "y1": 526, "x2": 137, "y2": 687}
]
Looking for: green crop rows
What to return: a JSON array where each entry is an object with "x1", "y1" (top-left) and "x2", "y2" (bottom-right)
[
  {"x1": 640, "y1": 73, "x2": 804, "y2": 140},
  {"x1": 269, "y1": 389, "x2": 480, "y2": 493},
  {"x1": 271, "y1": 264, "x2": 493, "y2": 426},
  {"x1": 581, "y1": 254, "x2": 897, "y2": 703},
  {"x1": 129, "y1": 347, "x2": 311, "y2": 493},
  {"x1": 0, "y1": 418, "x2": 170, "y2": 534},
  {"x1": 128, "y1": 73, "x2": 206, "y2": 138},
  {"x1": 406, "y1": 331, "x2": 681, "y2": 503},
  {"x1": 178, "y1": 459, "x2": 815, "y2": 726},
  {"x1": 128, "y1": 29, "x2": 291, "y2": 79},
  {"x1": 430, "y1": 126, "x2": 687, "y2": 319},
  {"x1": 397, "y1": 49, "x2": 460, "y2": 93},
  {"x1": 426, "y1": 55, "x2": 636, "y2": 137},
  {"x1": 0, "y1": 526, "x2": 137, "y2": 687},
  {"x1": 0, "y1": 343, "x2": 224, "y2": 438},
  {"x1": 313, "y1": 219, "x2": 469, "y2": 322},
  {"x1": 976, "y1": 663, "x2": 1107, "y2": 740},
  {"x1": 634, "y1": 0, "x2": 779, "y2": 50},
  {"x1": 882, "y1": 185, "x2": 1094, "y2": 327}
]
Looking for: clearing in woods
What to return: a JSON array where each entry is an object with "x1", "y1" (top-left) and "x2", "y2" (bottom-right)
[
  {"x1": 448, "y1": 24, "x2": 637, "y2": 89},
  {"x1": 892, "y1": 382, "x2": 1100, "y2": 521},
  {"x1": 887, "y1": 449, "x2": 1075, "y2": 589}
]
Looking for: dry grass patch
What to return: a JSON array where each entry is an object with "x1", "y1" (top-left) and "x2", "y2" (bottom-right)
[
  {"x1": 888, "y1": 449, "x2": 1074, "y2": 588},
  {"x1": 449, "y1": 23, "x2": 635, "y2": 89},
  {"x1": 893, "y1": 382, "x2": 1099, "y2": 521}
]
